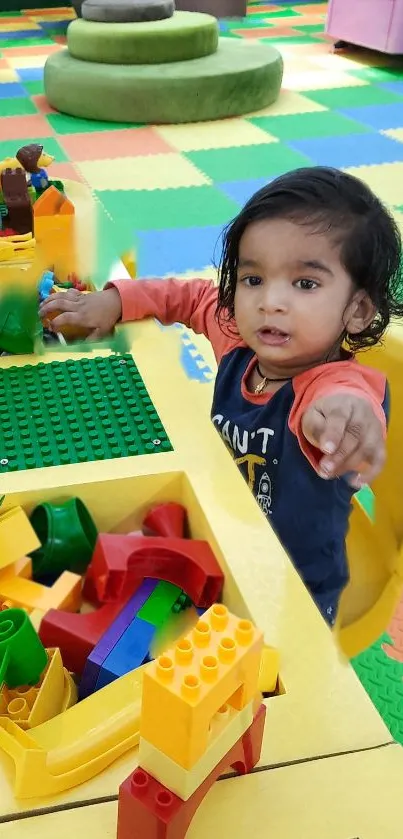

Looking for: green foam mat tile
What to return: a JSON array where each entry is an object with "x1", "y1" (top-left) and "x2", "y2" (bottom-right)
[{"x1": 0, "y1": 354, "x2": 172, "y2": 472}]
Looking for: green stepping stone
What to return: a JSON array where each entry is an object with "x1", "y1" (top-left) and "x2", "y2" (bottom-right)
[
  {"x1": 44, "y1": 39, "x2": 283, "y2": 124},
  {"x1": 68, "y1": 13, "x2": 219, "y2": 64},
  {"x1": 82, "y1": 0, "x2": 174, "y2": 22}
]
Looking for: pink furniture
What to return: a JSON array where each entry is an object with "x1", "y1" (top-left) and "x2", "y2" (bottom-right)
[{"x1": 326, "y1": 0, "x2": 403, "y2": 54}]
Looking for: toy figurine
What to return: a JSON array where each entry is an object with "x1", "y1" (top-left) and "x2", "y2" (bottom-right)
[{"x1": 16, "y1": 144, "x2": 54, "y2": 191}]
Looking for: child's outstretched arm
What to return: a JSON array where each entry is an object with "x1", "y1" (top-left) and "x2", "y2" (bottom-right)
[
  {"x1": 39, "y1": 278, "x2": 239, "y2": 360},
  {"x1": 289, "y1": 362, "x2": 387, "y2": 489}
]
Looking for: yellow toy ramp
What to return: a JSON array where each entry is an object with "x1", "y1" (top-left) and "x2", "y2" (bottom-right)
[
  {"x1": 337, "y1": 321, "x2": 403, "y2": 656},
  {"x1": 0, "y1": 664, "x2": 144, "y2": 798}
]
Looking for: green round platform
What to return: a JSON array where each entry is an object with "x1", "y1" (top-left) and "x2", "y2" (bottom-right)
[
  {"x1": 44, "y1": 40, "x2": 283, "y2": 124},
  {"x1": 68, "y1": 13, "x2": 219, "y2": 64}
]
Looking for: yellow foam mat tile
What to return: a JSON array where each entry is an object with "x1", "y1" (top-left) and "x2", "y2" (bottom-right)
[
  {"x1": 7, "y1": 56, "x2": 50, "y2": 69},
  {"x1": 155, "y1": 119, "x2": 278, "y2": 151},
  {"x1": 0, "y1": 23, "x2": 42, "y2": 31},
  {"x1": 344, "y1": 162, "x2": 403, "y2": 207},
  {"x1": 0, "y1": 70, "x2": 19, "y2": 83},
  {"x1": 77, "y1": 154, "x2": 211, "y2": 191},
  {"x1": 383, "y1": 128, "x2": 403, "y2": 143},
  {"x1": 1, "y1": 745, "x2": 401, "y2": 839},
  {"x1": 245, "y1": 89, "x2": 327, "y2": 117},
  {"x1": 282, "y1": 70, "x2": 368, "y2": 91}
]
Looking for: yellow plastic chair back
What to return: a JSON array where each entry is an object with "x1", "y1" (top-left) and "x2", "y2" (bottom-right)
[{"x1": 337, "y1": 321, "x2": 403, "y2": 657}]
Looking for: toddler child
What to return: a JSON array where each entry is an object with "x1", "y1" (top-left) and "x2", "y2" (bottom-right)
[{"x1": 40, "y1": 166, "x2": 403, "y2": 625}]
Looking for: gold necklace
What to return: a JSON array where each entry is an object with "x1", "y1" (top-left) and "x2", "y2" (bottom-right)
[{"x1": 254, "y1": 363, "x2": 291, "y2": 395}]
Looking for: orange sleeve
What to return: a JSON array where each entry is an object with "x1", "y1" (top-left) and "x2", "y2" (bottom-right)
[
  {"x1": 106, "y1": 277, "x2": 242, "y2": 363},
  {"x1": 288, "y1": 360, "x2": 388, "y2": 470}
]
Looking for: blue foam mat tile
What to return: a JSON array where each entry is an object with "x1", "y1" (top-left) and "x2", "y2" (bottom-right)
[
  {"x1": 379, "y1": 81, "x2": 403, "y2": 97},
  {"x1": 137, "y1": 225, "x2": 224, "y2": 276},
  {"x1": 217, "y1": 177, "x2": 272, "y2": 206},
  {"x1": 17, "y1": 67, "x2": 44, "y2": 82},
  {"x1": 287, "y1": 132, "x2": 403, "y2": 168},
  {"x1": 0, "y1": 82, "x2": 28, "y2": 98},
  {"x1": 338, "y1": 103, "x2": 403, "y2": 131}
]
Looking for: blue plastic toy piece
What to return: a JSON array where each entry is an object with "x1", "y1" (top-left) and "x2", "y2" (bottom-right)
[
  {"x1": 38, "y1": 270, "x2": 55, "y2": 303},
  {"x1": 79, "y1": 579, "x2": 158, "y2": 699},
  {"x1": 95, "y1": 616, "x2": 156, "y2": 691},
  {"x1": 30, "y1": 169, "x2": 50, "y2": 191}
]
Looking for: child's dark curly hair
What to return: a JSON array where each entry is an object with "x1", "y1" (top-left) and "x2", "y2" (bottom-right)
[{"x1": 216, "y1": 166, "x2": 403, "y2": 352}]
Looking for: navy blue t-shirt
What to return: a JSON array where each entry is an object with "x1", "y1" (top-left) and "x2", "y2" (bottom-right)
[{"x1": 211, "y1": 346, "x2": 389, "y2": 624}]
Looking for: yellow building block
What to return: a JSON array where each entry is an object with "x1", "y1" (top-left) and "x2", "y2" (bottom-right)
[
  {"x1": 0, "y1": 571, "x2": 82, "y2": 613},
  {"x1": 139, "y1": 694, "x2": 261, "y2": 800},
  {"x1": 258, "y1": 645, "x2": 280, "y2": 694},
  {"x1": 0, "y1": 507, "x2": 40, "y2": 571},
  {"x1": 0, "y1": 556, "x2": 32, "y2": 582},
  {"x1": 0, "y1": 648, "x2": 76, "y2": 730},
  {"x1": 140, "y1": 604, "x2": 263, "y2": 770},
  {"x1": 0, "y1": 664, "x2": 145, "y2": 798}
]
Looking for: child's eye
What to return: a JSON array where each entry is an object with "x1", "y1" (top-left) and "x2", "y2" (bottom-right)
[
  {"x1": 241, "y1": 275, "x2": 262, "y2": 287},
  {"x1": 294, "y1": 278, "x2": 319, "y2": 290}
]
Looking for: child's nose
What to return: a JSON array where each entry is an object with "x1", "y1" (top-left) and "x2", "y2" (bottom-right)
[{"x1": 259, "y1": 283, "x2": 288, "y2": 312}]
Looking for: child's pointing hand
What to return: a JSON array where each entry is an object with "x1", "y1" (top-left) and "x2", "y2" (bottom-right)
[{"x1": 301, "y1": 393, "x2": 386, "y2": 489}]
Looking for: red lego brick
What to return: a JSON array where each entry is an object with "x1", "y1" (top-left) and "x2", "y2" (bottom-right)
[
  {"x1": 143, "y1": 504, "x2": 187, "y2": 539},
  {"x1": 117, "y1": 704, "x2": 266, "y2": 839},
  {"x1": 83, "y1": 535, "x2": 224, "y2": 609},
  {"x1": 39, "y1": 591, "x2": 136, "y2": 675}
]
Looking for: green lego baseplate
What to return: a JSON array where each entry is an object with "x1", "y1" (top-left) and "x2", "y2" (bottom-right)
[{"x1": 0, "y1": 354, "x2": 172, "y2": 472}]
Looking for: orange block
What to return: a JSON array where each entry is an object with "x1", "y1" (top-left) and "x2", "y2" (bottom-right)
[
  {"x1": 140, "y1": 604, "x2": 263, "y2": 770},
  {"x1": 0, "y1": 571, "x2": 82, "y2": 613}
]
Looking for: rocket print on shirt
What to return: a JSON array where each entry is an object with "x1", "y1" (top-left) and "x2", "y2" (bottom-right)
[{"x1": 212, "y1": 414, "x2": 275, "y2": 516}]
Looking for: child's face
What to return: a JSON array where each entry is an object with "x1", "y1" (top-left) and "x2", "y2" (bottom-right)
[{"x1": 234, "y1": 217, "x2": 373, "y2": 376}]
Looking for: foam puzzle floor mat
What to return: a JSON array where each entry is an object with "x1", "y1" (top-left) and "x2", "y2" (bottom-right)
[{"x1": 1, "y1": 0, "x2": 403, "y2": 747}]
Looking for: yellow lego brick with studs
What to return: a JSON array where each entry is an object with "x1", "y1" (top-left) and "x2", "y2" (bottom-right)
[
  {"x1": 140, "y1": 603, "x2": 263, "y2": 770},
  {"x1": 139, "y1": 694, "x2": 262, "y2": 800}
]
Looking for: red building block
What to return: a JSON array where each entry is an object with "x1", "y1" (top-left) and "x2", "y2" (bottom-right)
[
  {"x1": 143, "y1": 504, "x2": 187, "y2": 539},
  {"x1": 39, "y1": 591, "x2": 136, "y2": 675},
  {"x1": 83, "y1": 535, "x2": 224, "y2": 609},
  {"x1": 117, "y1": 704, "x2": 266, "y2": 839}
]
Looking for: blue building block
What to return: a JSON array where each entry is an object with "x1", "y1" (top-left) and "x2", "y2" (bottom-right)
[
  {"x1": 79, "y1": 578, "x2": 157, "y2": 699},
  {"x1": 95, "y1": 616, "x2": 156, "y2": 691}
]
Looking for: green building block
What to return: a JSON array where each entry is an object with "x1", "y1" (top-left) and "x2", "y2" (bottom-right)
[
  {"x1": 137, "y1": 581, "x2": 182, "y2": 628},
  {"x1": 0, "y1": 290, "x2": 43, "y2": 356},
  {"x1": 0, "y1": 609, "x2": 48, "y2": 689},
  {"x1": 0, "y1": 354, "x2": 172, "y2": 472}
]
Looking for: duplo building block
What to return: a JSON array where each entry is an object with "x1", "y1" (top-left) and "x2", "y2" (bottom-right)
[
  {"x1": 29, "y1": 497, "x2": 98, "y2": 578},
  {"x1": 140, "y1": 604, "x2": 263, "y2": 769},
  {"x1": 0, "y1": 355, "x2": 172, "y2": 473},
  {"x1": 0, "y1": 570, "x2": 82, "y2": 614},
  {"x1": 83, "y1": 533, "x2": 224, "y2": 608},
  {"x1": 0, "y1": 647, "x2": 77, "y2": 730},
  {"x1": 39, "y1": 593, "x2": 135, "y2": 675},
  {"x1": 143, "y1": 504, "x2": 187, "y2": 538},
  {"x1": 95, "y1": 616, "x2": 156, "y2": 691},
  {"x1": 118, "y1": 703, "x2": 266, "y2": 839},
  {"x1": 0, "y1": 507, "x2": 40, "y2": 571},
  {"x1": 0, "y1": 608, "x2": 48, "y2": 689},
  {"x1": 137, "y1": 581, "x2": 183, "y2": 628},
  {"x1": 258, "y1": 645, "x2": 280, "y2": 695},
  {"x1": 0, "y1": 662, "x2": 145, "y2": 799},
  {"x1": 0, "y1": 556, "x2": 33, "y2": 584},
  {"x1": 139, "y1": 694, "x2": 261, "y2": 800},
  {"x1": 79, "y1": 579, "x2": 158, "y2": 699}
]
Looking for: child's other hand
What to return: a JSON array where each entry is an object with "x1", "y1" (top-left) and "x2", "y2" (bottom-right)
[
  {"x1": 301, "y1": 393, "x2": 386, "y2": 488},
  {"x1": 39, "y1": 287, "x2": 122, "y2": 339}
]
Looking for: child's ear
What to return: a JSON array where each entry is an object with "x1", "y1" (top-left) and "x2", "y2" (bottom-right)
[{"x1": 345, "y1": 290, "x2": 376, "y2": 335}]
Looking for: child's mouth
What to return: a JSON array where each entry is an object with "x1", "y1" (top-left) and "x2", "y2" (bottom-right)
[{"x1": 257, "y1": 327, "x2": 290, "y2": 346}]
